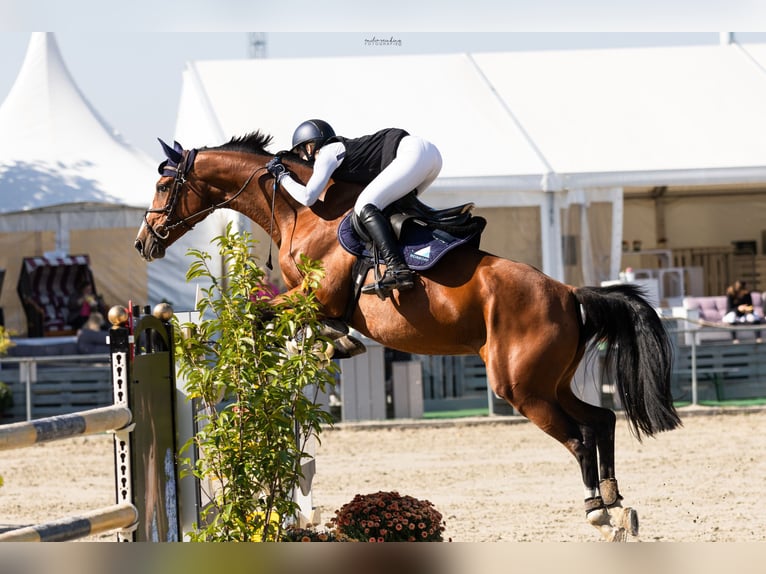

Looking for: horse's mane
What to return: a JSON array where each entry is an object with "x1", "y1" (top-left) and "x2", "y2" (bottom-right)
[
  {"x1": 215, "y1": 131, "x2": 273, "y2": 154},
  {"x1": 212, "y1": 131, "x2": 309, "y2": 166}
]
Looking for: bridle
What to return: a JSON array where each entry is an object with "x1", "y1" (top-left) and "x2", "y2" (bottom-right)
[{"x1": 143, "y1": 147, "x2": 263, "y2": 247}]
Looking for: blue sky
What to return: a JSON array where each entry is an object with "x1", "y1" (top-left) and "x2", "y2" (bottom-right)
[{"x1": 1, "y1": 1, "x2": 765, "y2": 159}]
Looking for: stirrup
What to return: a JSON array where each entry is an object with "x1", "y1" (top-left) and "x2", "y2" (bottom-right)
[{"x1": 361, "y1": 269, "x2": 414, "y2": 300}]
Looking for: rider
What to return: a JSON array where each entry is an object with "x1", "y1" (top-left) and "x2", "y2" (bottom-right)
[{"x1": 266, "y1": 119, "x2": 443, "y2": 297}]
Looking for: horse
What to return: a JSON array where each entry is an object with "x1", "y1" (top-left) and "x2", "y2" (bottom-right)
[{"x1": 135, "y1": 132, "x2": 681, "y2": 541}]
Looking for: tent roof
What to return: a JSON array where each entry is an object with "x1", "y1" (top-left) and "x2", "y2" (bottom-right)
[
  {"x1": 0, "y1": 33, "x2": 157, "y2": 214},
  {"x1": 174, "y1": 42, "x2": 766, "y2": 202},
  {"x1": 473, "y1": 44, "x2": 766, "y2": 190}
]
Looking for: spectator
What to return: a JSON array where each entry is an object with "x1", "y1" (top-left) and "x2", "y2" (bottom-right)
[
  {"x1": 76, "y1": 312, "x2": 109, "y2": 354},
  {"x1": 722, "y1": 280, "x2": 762, "y2": 344},
  {"x1": 67, "y1": 279, "x2": 106, "y2": 331}
]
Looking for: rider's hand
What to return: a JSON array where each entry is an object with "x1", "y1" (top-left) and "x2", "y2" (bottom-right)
[{"x1": 266, "y1": 156, "x2": 287, "y2": 179}]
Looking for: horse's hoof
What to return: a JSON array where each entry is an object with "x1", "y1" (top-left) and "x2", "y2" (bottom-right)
[
  {"x1": 587, "y1": 508, "x2": 634, "y2": 542},
  {"x1": 622, "y1": 507, "x2": 639, "y2": 537},
  {"x1": 607, "y1": 505, "x2": 639, "y2": 537},
  {"x1": 608, "y1": 528, "x2": 628, "y2": 543},
  {"x1": 331, "y1": 335, "x2": 367, "y2": 359},
  {"x1": 319, "y1": 319, "x2": 349, "y2": 339}
]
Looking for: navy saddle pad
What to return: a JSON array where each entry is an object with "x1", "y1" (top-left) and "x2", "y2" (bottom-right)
[{"x1": 337, "y1": 213, "x2": 482, "y2": 271}]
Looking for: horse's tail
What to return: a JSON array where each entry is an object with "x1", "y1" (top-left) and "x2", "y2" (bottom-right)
[{"x1": 574, "y1": 284, "x2": 681, "y2": 439}]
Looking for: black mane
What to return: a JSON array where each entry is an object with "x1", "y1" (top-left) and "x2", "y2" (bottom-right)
[
  {"x1": 212, "y1": 131, "x2": 308, "y2": 165},
  {"x1": 215, "y1": 131, "x2": 274, "y2": 155}
]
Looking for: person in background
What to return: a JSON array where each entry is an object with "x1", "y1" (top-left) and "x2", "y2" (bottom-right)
[
  {"x1": 722, "y1": 280, "x2": 762, "y2": 344},
  {"x1": 67, "y1": 279, "x2": 106, "y2": 331},
  {"x1": 76, "y1": 311, "x2": 109, "y2": 354}
]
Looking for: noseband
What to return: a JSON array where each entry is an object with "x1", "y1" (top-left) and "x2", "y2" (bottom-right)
[{"x1": 143, "y1": 148, "x2": 263, "y2": 247}]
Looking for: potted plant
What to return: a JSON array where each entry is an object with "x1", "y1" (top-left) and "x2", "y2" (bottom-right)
[{"x1": 330, "y1": 491, "x2": 447, "y2": 542}]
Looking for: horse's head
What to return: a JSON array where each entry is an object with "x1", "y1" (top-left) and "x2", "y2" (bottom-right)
[
  {"x1": 135, "y1": 139, "x2": 212, "y2": 261},
  {"x1": 136, "y1": 131, "x2": 355, "y2": 263}
]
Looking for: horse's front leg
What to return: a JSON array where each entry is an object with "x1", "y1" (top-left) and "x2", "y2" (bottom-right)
[
  {"x1": 318, "y1": 319, "x2": 367, "y2": 359},
  {"x1": 269, "y1": 291, "x2": 366, "y2": 359}
]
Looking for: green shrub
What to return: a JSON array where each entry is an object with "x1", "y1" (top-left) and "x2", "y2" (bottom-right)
[{"x1": 175, "y1": 224, "x2": 337, "y2": 542}]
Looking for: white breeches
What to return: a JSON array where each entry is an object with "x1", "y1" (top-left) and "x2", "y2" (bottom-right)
[{"x1": 353, "y1": 135, "x2": 442, "y2": 216}]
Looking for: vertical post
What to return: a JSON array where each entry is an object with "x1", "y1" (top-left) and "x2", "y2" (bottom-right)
[
  {"x1": 690, "y1": 334, "x2": 698, "y2": 406},
  {"x1": 293, "y1": 418, "x2": 318, "y2": 527},
  {"x1": 172, "y1": 310, "x2": 202, "y2": 541},
  {"x1": 339, "y1": 335, "x2": 386, "y2": 421},
  {"x1": 107, "y1": 303, "x2": 180, "y2": 542},
  {"x1": 392, "y1": 361, "x2": 423, "y2": 419},
  {"x1": 21, "y1": 360, "x2": 35, "y2": 421},
  {"x1": 108, "y1": 309, "x2": 134, "y2": 542}
]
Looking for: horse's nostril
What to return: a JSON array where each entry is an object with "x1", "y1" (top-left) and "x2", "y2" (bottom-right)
[{"x1": 134, "y1": 239, "x2": 143, "y2": 253}]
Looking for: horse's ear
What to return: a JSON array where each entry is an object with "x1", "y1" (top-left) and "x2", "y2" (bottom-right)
[
  {"x1": 173, "y1": 140, "x2": 183, "y2": 153},
  {"x1": 158, "y1": 138, "x2": 183, "y2": 164}
]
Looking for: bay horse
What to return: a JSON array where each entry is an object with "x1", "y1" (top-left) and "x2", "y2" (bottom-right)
[{"x1": 135, "y1": 132, "x2": 681, "y2": 541}]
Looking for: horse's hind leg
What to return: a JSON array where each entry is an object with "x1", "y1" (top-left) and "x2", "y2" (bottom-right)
[
  {"x1": 557, "y1": 388, "x2": 639, "y2": 540},
  {"x1": 498, "y1": 372, "x2": 635, "y2": 541},
  {"x1": 506, "y1": 394, "x2": 622, "y2": 540},
  {"x1": 484, "y1": 335, "x2": 632, "y2": 540}
]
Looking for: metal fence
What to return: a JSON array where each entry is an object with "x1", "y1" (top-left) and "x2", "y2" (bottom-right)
[
  {"x1": 0, "y1": 354, "x2": 111, "y2": 421},
  {"x1": 663, "y1": 317, "x2": 766, "y2": 405}
]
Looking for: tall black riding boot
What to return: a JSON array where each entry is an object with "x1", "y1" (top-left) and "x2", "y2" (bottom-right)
[{"x1": 357, "y1": 204, "x2": 414, "y2": 297}]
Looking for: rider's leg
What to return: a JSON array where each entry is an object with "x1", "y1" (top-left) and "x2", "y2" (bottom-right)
[
  {"x1": 353, "y1": 136, "x2": 442, "y2": 296},
  {"x1": 357, "y1": 204, "x2": 414, "y2": 293},
  {"x1": 353, "y1": 136, "x2": 442, "y2": 212}
]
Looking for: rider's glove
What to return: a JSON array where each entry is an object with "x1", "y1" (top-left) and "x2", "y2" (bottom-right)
[{"x1": 266, "y1": 156, "x2": 287, "y2": 179}]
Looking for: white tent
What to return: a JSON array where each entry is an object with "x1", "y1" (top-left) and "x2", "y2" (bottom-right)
[
  {"x1": 0, "y1": 33, "x2": 220, "y2": 334},
  {"x1": 171, "y1": 41, "x2": 766, "y2": 298}
]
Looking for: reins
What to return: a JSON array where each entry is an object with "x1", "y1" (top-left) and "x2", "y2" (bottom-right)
[{"x1": 265, "y1": 176, "x2": 278, "y2": 270}]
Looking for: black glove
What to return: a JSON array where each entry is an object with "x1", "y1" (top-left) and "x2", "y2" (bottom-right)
[{"x1": 266, "y1": 156, "x2": 287, "y2": 178}]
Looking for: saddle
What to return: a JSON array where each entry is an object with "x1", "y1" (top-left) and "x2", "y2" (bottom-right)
[
  {"x1": 338, "y1": 191, "x2": 486, "y2": 302},
  {"x1": 377, "y1": 191, "x2": 477, "y2": 239},
  {"x1": 321, "y1": 193, "x2": 486, "y2": 360}
]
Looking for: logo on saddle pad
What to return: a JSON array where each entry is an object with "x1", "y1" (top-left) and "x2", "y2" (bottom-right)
[
  {"x1": 411, "y1": 245, "x2": 432, "y2": 262},
  {"x1": 337, "y1": 213, "x2": 483, "y2": 271}
]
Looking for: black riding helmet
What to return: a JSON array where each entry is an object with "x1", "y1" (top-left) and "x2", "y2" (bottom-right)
[{"x1": 291, "y1": 119, "x2": 336, "y2": 160}]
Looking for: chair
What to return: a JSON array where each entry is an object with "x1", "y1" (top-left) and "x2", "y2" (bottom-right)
[{"x1": 16, "y1": 255, "x2": 101, "y2": 337}]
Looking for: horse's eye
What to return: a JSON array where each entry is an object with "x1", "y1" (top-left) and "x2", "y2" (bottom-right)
[{"x1": 158, "y1": 185, "x2": 169, "y2": 193}]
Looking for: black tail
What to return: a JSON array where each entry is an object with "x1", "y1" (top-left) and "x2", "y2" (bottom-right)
[{"x1": 575, "y1": 284, "x2": 681, "y2": 439}]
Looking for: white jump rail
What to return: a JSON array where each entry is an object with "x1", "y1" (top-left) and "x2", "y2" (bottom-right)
[
  {"x1": 0, "y1": 503, "x2": 138, "y2": 542},
  {"x1": 0, "y1": 404, "x2": 131, "y2": 450}
]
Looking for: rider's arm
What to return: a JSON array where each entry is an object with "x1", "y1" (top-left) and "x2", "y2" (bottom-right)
[{"x1": 279, "y1": 142, "x2": 346, "y2": 206}]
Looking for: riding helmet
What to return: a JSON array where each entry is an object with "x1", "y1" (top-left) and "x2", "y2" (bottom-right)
[{"x1": 291, "y1": 119, "x2": 336, "y2": 156}]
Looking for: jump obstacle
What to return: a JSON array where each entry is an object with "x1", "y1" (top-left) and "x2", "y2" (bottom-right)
[
  {"x1": 0, "y1": 304, "x2": 181, "y2": 542},
  {"x1": 0, "y1": 304, "x2": 317, "y2": 542}
]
